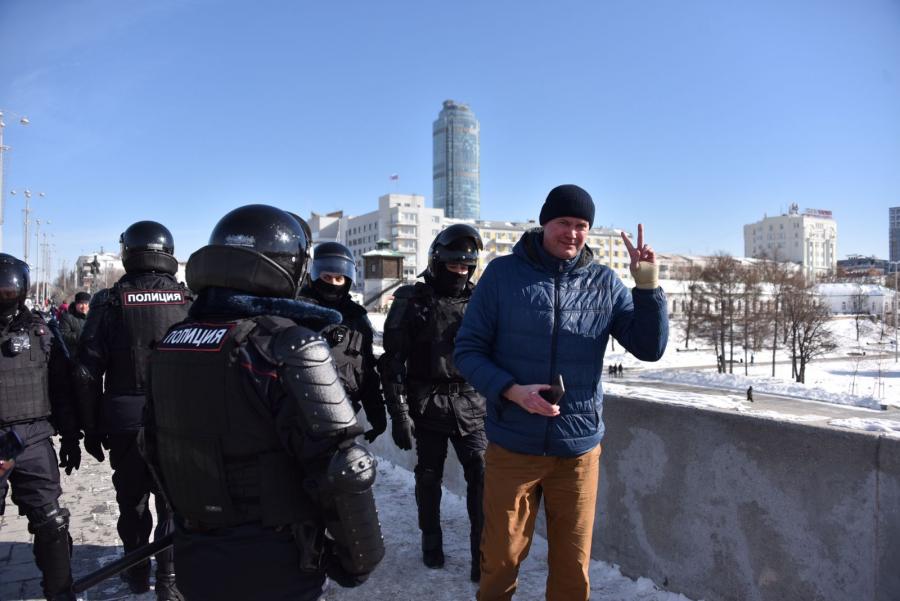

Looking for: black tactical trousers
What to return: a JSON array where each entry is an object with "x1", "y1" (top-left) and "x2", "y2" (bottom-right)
[
  {"x1": 107, "y1": 431, "x2": 174, "y2": 575},
  {"x1": 0, "y1": 424, "x2": 73, "y2": 597},
  {"x1": 414, "y1": 424, "x2": 486, "y2": 559},
  {"x1": 174, "y1": 521, "x2": 326, "y2": 601}
]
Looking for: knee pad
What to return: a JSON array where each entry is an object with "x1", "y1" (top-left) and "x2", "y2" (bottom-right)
[
  {"x1": 27, "y1": 502, "x2": 70, "y2": 537},
  {"x1": 414, "y1": 466, "x2": 443, "y2": 488}
]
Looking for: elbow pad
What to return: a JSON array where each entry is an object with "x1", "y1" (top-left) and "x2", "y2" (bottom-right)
[
  {"x1": 325, "y1": 442, "x2": 384, "y2": 575},
  {"x1": 273, "y1": 326, "x2": 358, "y2": 438}
]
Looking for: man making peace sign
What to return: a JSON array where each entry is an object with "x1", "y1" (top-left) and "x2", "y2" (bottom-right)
[{"x1": 455, "y1": 184, "x2": 669, "y2": 601}]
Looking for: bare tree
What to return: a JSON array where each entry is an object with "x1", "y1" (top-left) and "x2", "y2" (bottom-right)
[
  {"x1": 676, "y1": 262, "x2": 704, "y2": 349},
  {"x1": 737, "y1": 264, "x2": 763, "y2": 375},
  {"x1": 783, "y1": 282, "x2": 836, "y2": 383},
  {"x1": 758, "y1": 258, "x2": 795, "y2": 377},
  {"x1": 696, "y1": 254, "x2": 741, "y2": 373},
  {"x1": 848, "y1": 283, "x2": 870, "y2": 342}
]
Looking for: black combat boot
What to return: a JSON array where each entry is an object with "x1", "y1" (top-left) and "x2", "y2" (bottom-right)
[
  {"x1": 421, "y1": 532, "x2": 445, "y2": 569},
  {"x1": 120, "y1": 559, "x2": 151, "y2": 594},
  {"x1": 155, "y1": 571, "x2": 183, "y2": 601}
]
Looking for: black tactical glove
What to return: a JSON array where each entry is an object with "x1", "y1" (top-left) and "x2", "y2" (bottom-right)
[
  {"x1": 363, "y1": 404, "x2": 388, "y2": 444},
  {"x1": 58, "y1": 435, "x2": 82, "y2": 475},
  {"x1": 325, "y1": 545, "x2": 370, "y2": 588},
  {"x1": 84, "y1": 431, "x2": 106, "y2": 463},
  {"x1": 390, "y1": 411, "x2": 415, "y2": 451}
]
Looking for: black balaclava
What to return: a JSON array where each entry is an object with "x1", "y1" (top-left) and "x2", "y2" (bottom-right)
[
  {"x1": 432, "y1": 263, "x2": 468, "y2": 297},
  {"x1": 312, "y1": 278, "x2": 350, "y2": 307}
]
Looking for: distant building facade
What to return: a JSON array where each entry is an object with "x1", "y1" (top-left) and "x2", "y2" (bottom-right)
[
  {"x1": 743, "y1": 204, "x2": 837, "y2": 278},
  {"x1": 307, "y1": 195, "x2": 634, "y2": 289},
  {"x1": 433, "y1": 100, "x2": 480, "y2": 220},
  {"x1": 890, "y1": 207, "x2": 900, "y2": 263}
]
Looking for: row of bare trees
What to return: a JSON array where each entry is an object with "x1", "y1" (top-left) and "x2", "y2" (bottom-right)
[{"x1": 676, "y1": 256, "x2": 836, "y2": 383}]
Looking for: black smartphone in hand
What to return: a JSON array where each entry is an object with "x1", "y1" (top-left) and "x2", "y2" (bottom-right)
[{"x1": 539, "y1": 374, "x2": 565, "y2": 405}]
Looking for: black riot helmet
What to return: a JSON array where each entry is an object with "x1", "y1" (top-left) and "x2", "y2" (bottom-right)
[
  {"x1": 186, "y1": 204, "x2": 310, "y2": 298},
  {"x1": 120, "y1": 221, "x2": 177, "y2": 274},
  {"x1": 0, "y1": 253, "x2": 29, "y2": 321},
  {"x1": 311, "y1": 242, "x2": 356, "y2": 286},
  {"x1": 427, "y1": 224, "x2": 483, "y2": 280}
]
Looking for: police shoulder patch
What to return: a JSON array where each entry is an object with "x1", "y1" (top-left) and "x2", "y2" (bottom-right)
[
  {"x1": 157, "y1": 322, "x2": 234, "y2": 352},
  {"x1": 122, "y1": 290, "x2": 187, "y2": 306}
]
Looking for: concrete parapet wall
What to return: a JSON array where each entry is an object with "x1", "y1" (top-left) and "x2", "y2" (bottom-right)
[{"x1": 597, "y1": 394, "x2": 900, "y2": 601}]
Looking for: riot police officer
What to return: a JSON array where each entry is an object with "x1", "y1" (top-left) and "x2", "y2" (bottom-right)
[
  {"x1": 0, "y1": 254, "x2": 80, "y2": 601},
  {"x1": 380, "y1": 224, "x2": 486, "y2": 581},
  {"x1": 75, "y1": 221, "x2": 191, "y2": 599},
  {"x1": 145, "y1": 204, "x2": 384, "y2": 601},
  {"x1": 299, "y1": 242, "x2": 387, "y2": 443}
]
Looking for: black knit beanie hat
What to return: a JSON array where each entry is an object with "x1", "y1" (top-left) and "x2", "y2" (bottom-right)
[
  {"x1": 539, "y1": 184, "x2": 595, "y2": 227},
  {"x1": 74, "y1": 292, "x2": 91, "y2": 304}
]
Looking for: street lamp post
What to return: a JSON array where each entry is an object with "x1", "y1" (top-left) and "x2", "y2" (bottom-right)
[
  {"x1": 0, "y1": 110, "x2": 30, "y2": 253},
  {"x1": 10, "y1": 188, "x2": 45, "y2": 265}
]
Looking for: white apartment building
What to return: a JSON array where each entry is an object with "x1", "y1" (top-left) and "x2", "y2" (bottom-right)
[
  {"x1": 743, "y1": 204, "x2": 837, "y2": 278},
  {"x1": 309, "y1": 194, "x2": 443, "y2": 284}
]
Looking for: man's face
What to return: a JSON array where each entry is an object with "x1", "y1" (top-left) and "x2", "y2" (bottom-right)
[
  {"x1": 542, "y1": 216, "x2": 589, "y2": 260},
  {"x1": 75, "y1": 302, "x2": 90, "y2": 315},
  {"x1": 319, "y1": 272, "x2": 346, "y2": 287}
]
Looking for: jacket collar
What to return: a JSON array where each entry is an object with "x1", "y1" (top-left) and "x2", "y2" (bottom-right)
[
  {"x1": 513, "y1": 228, "x2": 594, "y2": 275},
  {"x1": 190, "y1": 287, "x2": 342, "y2": 330}
]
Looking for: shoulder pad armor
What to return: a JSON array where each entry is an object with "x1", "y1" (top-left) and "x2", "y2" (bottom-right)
[
  {"x1": 270, "y1": 325, "x2": 331, "y2": 365},
  {"x1": 89, "y1": 288, "x2": 114, "y2": 309},
  {"x1": 273, "y1": 325, "x2": 358, "y2": 437},
  {"x1": 392, "y1": 285, "x2": 418, "y2": 299}
]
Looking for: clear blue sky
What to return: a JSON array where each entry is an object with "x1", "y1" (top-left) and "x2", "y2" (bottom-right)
[{"x1": 1, "y1": 0, "x2": 898, "y2": 270}]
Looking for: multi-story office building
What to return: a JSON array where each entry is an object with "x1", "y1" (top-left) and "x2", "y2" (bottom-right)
[
  {"x1": 890, "y1": 207, "x2": 900, "y2": 263},
  {"x1": 743, "y1": 204, "x2": 837, "y2": 278},
  {"x1": 433, "y1": 100, "x2": 480, "y2": 220}
]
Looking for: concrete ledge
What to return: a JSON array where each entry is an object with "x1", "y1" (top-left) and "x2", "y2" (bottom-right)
[{"x1": 597, "y1": 394, "x2": 897, "y2": 601}]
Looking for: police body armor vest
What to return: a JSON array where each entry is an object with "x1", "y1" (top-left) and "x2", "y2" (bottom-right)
[
  {"x1": 150, "y1": 316, "x2": 307, "y2": 528},
  {"x1": 0, "y1": 319, "x2": 51, "y2": 424},
  {"x1": 322, "y1": 321, "x2": 364, "y2": 401},
  {"x1": 406, "y1": 283, "x2": 468, "y2": 384},
  {"x1": 105, "y1": 275, "x2": 190, "y2": 396}
]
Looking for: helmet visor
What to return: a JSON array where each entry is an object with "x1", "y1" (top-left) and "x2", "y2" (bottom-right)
[{"x1": 311, "y1": 255, "x2": 356, "y2": 284}]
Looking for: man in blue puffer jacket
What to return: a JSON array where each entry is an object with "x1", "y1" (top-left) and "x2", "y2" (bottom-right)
[{"x1": 454, "y1": 184, "x2": 668, "y2": 601}]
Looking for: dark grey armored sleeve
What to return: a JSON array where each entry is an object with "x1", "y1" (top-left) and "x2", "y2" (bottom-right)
[
  {"x1": 271, "y1": 325, "x2": 359, "y2": 439},
  {"x1": 325, "y1": 441, "x2": 384, "y2": 575}
]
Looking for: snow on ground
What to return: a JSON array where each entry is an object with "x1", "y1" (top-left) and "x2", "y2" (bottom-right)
[
  {"x1": 827, "y1": 418, "x2": 900, "y2": 437},
  {"x1": 321, "y1": 459, "x2": 697, "y2": 601}
]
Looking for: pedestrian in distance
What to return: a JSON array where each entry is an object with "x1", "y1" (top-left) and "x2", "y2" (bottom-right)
[
  {"x1": 454, "y1": 184, "x2": 669, "y2": 601},
  {"x1": 747, "y1": 386, "x2": 754, "y2": 402},
  {"x1": 144, "y1": 204, "x2": 384, "y2": 601},
  {"x1": 0, "y1": 253, "x2": 81, "y2": 601},
  {"x1": 299, "y1": 242, "x2": 387, "y2": 443},
  {"x1": 380, "y1": 224, "x2": 487, "y2": 582},
  {"x1": 57, "y1": 291, "x2": 90, "y2": 353},
  {"x1": 74, "y1": 221, "x2": 192, "y2": 600}
]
